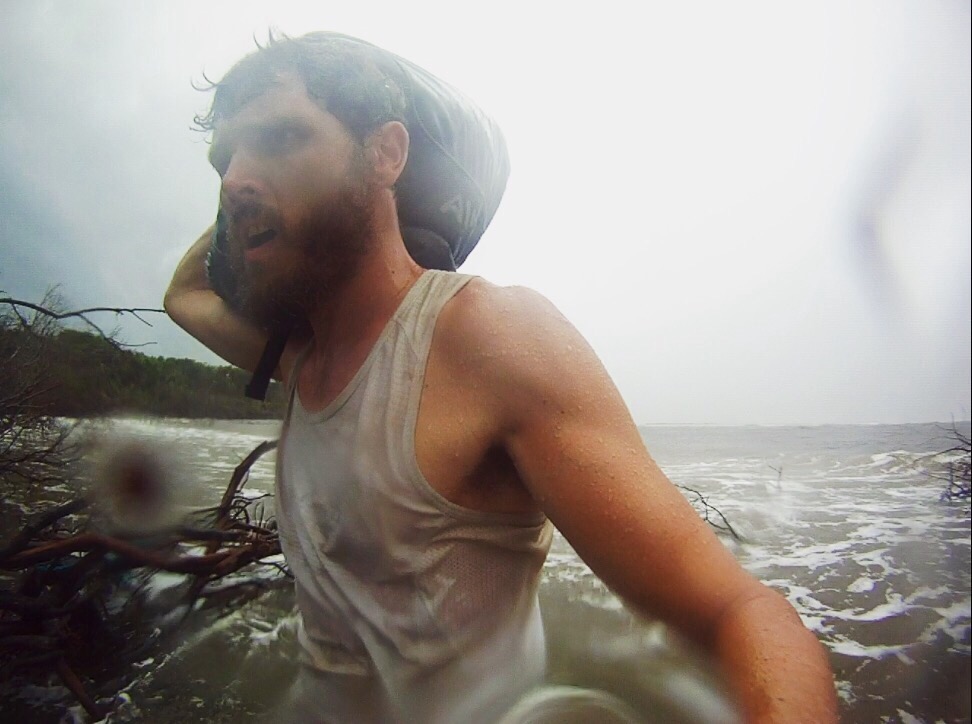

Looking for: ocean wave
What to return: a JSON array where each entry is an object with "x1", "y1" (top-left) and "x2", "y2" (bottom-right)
[{"x1": 6, "y1": 420, "x2": 966, "y2": 723}]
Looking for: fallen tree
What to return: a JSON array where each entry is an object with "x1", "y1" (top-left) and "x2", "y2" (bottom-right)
[
  {"x1": 2, "y1": 291, "x2": 284, "y2": 719},
  {"x1": 0, "y1": 440, "x2": 286, "y2": 721}
]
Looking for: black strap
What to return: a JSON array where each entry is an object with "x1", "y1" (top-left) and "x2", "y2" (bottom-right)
[{"x1": 244, "y1": 329, "x2": 290, "y2": 400}]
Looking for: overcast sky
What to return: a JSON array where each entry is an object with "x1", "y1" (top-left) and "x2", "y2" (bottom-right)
[{"x1": 1, "y1": 0, "x2": 969, "y2": 425}]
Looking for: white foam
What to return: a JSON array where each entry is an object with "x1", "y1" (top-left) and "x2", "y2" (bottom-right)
[
  {"x1": 826, "y1": 635, "x2": 910, "y2": 658},
  {"x1": 896, "y1": 709, "x2": 924, "y2": 724},
  {"x1": 247, "y1": 610, "x2": 299, "y2": 650},
  {"x1": 847, "y1": 576, "x2": 876, "y2": 593},
  {"x1": 573, "y1": 590, "x2": 625, "y2": 611},
  {"x1": 56, "y1": 419, "x2": 967, "y2": 722},
  {"x1": 834, "y1": 679, "x2": 856, "y2": 704},
  {"x1": 818, "y1": 592, "x2": 911, "y2": 623},
  {"x1": 143, "y1": 571, "x2": 187, "y2": 601},
  {"x1": 925, "y1": 598, "x2": 972, "y2": 651}
]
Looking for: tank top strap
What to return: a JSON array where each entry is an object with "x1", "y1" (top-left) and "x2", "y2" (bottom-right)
[
  {"x1": 282, "y1": 341, "x2": 313, "y2": 422},
  {"x1": 282, "y1": 270, "x2": 473, "y2": 424},
  {"x1": 394, "y1": 269, "x2": 475, "y2": 359}
]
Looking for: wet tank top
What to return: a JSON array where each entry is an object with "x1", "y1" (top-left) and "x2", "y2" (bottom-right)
[{"x1": 275, "y1": 269, "x2": 554, "y2": 723}]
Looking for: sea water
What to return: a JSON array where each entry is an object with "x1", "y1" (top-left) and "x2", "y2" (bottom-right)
[{"x1": 1, "y1": 420, "x2": 969, "y2": 722}]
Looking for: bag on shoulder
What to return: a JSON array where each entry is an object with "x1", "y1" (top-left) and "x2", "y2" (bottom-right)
[{"x1": 205, "y1": 32, "x2": 511, "y2": 398}]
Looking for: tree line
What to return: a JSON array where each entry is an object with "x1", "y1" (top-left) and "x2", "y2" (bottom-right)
[{"x1": 0, "y1": 325, "x2": 284, "y2": 420}]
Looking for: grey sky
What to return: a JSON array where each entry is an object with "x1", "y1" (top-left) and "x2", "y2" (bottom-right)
[{"x1": 1, "y1": 0, "x2": 969, "y2": 425}]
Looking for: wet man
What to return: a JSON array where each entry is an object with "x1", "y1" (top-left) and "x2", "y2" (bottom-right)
[{"x1": 165, "y1": 33, "x2": 838, "y2": 723}]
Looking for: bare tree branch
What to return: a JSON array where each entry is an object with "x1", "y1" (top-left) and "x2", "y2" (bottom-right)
[
  {"x1": 677, "y1": 484, "x2": 744, "y2": 541},
  {"x1": 0, "y1": 296, "x2": 165, "y2": 349},
  {"x1": 0, "y1": 298, "x2": 165, "y2": 324},
  {"x1": 933, "y1": 421, "x2": 971, "y2": 504}
]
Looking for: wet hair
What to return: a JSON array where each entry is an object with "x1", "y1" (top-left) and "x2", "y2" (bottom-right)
[{"x1": 194, "y1": 32, "x2": 407, "y2": 143}]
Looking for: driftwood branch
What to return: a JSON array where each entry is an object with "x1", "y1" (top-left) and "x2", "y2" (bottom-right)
[
  {"x1": 0, "y1": 499, "x2": 89, "y2": 560},
  {"x1": 933, "y1": 421, "x2": 971, "y2": 503},
  {"x1": 768, "y1": 465, "x2": 783, "y2": 490},
  {"x1": 214, "y1": 440, "x2": 279, "y2": 531},
  {"x1": 57, "y1": 658, "x2": 104, "y2": 720},
  {"x1": 677, "y1": 484, "x2": 744, "y2": 541},
  {"x1": 0, "y1": 532, "x2": 241, "y2": 573},
  {"x1": 0, "y1": 439, "x2": 285, "y2": 720}
]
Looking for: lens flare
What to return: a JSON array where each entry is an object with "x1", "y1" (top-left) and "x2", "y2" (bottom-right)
[{"x1": 87, "y1": 433, "x2": 189, "y2": 534}]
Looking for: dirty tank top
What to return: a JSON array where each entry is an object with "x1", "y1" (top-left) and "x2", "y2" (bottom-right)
[{"x1": 275, "y1": 269, "x2": 554, "y2": 723}]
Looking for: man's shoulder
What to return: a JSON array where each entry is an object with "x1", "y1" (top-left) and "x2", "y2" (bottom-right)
[
  {"x1": 447, "y1": 275, "x2": 559, "y2": 320},
  {"x1": 431, "y1": 273, "x2": 620, "y2": 441},
  {"x1": 434, "y1": 275, "x2": 580, "y2": 383},
  {"x1": 442, "y1": 276, "x2": 562, "y2": 344}
]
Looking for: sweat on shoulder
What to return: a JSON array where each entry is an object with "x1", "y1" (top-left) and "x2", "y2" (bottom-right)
[{"x1": 164, "y1": 31, "x2": 838, "y2": 724}]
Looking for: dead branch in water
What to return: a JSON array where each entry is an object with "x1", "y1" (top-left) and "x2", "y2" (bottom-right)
[
  {"x1": 768, "y1": 464, "x2": 783, "y2": 490},
  {"x1": 0, "y1": 439, "x2": 286, "y2": 719},
  {"x1": 215, "y1": 440, "x2": 279, "y2": 531},
  {"x1": 677, "y1": 484, "x2": 744, "y2": 542},
  {"x1": 934, "y1": 421, "x2": 971, "y2": 504}
]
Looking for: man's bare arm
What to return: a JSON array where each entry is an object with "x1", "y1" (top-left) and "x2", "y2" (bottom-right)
[
  {"x1": 164, "y1": 226, "x2": 295, "y2": 381},
  {"x1": 446, "y1": 284, "x2": 838, "y2": 723}
]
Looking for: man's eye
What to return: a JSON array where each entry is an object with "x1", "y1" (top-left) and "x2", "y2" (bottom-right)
[
  {"x1": 209, "y1": 149, "x2": 230, "y2": 177},
  {"x1": 261, "y1": 126, "x2": 301, "y2": 153}
]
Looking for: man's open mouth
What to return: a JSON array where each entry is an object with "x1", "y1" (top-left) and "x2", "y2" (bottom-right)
[{"x1": 247, "y1": 228, "x2": 277, "y2": 250}]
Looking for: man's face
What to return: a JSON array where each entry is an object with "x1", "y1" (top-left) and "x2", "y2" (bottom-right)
[{"x1": 209, "y1": 74, "x2": 377, "y2": 328}]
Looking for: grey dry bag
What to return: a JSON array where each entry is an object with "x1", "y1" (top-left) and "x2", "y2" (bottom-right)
[{"x1": 205, "y1": 32, "x2": 511, "y2": 399}]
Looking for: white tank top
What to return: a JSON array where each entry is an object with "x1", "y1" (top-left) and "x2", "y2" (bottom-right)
[{"x1": 275, "y1": 270, "x2": 554, "y2": 723}]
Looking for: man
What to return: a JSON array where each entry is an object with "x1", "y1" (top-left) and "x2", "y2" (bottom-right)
[{"x1": 165, "y1": 33, "x2": 838, "y2": 723}]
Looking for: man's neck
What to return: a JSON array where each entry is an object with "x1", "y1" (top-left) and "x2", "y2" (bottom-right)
[
  {"x1": 293, "y1": 231, "x2": 422, "y2": 412},
  {"x1": 304, "y1": 225, "x2": 424, "y2": 361}
]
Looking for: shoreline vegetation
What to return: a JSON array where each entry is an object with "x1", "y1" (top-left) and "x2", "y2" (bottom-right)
[
  {"x1": 40, "y1": 329, "x2": 283, "y2": 420},
  {"x1": 1, "y1": 325, "x2": 285, "y2": 420}
]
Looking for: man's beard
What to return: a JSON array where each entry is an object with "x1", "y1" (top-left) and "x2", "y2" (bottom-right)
[{"x1": 231, "y1": 159, "x2": 378, "y2": 331}]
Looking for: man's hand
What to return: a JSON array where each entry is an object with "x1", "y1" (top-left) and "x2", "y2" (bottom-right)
[{"x1": 164, "y1": 225, "x2": 295, "y2": 382}]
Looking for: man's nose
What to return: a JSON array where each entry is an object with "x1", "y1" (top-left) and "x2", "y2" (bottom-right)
[{"x1": 220, "y1": 153, "x2": 267, "y2": 209}]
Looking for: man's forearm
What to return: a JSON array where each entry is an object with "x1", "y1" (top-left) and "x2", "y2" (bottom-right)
[
  {"x1": 713, "y1": 589, "x2": 838, "y2": 723},
  {"x1": 162, "y1": 225, "x2": 273, "y2": 374},
  {"x1": 164, "y1": 224, "x2": 216, "y2": 307}
]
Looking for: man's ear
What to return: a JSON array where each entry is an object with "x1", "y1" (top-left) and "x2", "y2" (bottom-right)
[{"x1": 366, "y1": 121, "x2": 409, "y2": 187}]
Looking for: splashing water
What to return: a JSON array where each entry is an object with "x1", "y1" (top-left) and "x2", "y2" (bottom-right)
[{"x1": 2, "y1": 419, "x2": 968, "y2": 722}]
